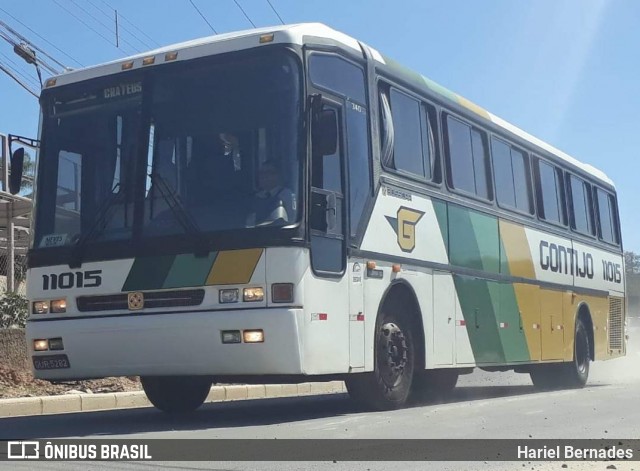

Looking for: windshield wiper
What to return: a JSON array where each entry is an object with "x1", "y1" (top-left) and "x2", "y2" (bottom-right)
[
  {"x1": 69, "y1": 183, "x2": 123, "y2": 268},
  {"x1": 147, "y1": 171, "x2": 209, "y2": 256}
]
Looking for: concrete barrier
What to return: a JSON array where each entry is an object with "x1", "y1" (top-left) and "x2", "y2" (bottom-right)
[{"x1": 0, "y1": 381, "x2": 347, "y2": 418}]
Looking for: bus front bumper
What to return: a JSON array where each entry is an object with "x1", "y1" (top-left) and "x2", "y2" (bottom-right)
[{"x1": 26, "y1": 308, "x2": 304, "y2": 380}]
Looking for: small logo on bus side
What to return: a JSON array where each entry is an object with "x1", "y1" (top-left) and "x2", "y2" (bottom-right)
[
  {"x1": 127, "y1": 292, "x2": 144, "y2": 310},
  {"x1": 385, "y1": 207, "x2": 425, "y2": 253}
]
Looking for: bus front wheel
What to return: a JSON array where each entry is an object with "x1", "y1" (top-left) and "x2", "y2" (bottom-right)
[
  {"x1": 141, "y1": 376, "x2": 212, "y2": 414},
  {"x1": 346, "y1": 310, "x2": 416, "y2": 410}
]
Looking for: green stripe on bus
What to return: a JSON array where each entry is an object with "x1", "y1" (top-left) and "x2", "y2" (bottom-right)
[
  {"x1": 420, "y1": 75, "x2": 459, "y2": 103},
  {"x1": 453, "y1": 275, "x2": 505, "y2": 364},
  {"x1": 448, "y1": 205, "x2": 499, "y2": 272},
  {"x1": 162, "y1": 252, "x2": 218, "y2": 289},
  {"x1": 122, "y1": 255, "x2": 176, "y2": 291},
  {"x1": 469, "y1": 210, "x2": 500, "y2": 274},
  {"x1": 433, "y1": 198, "x2": 449, "y2": 258}
]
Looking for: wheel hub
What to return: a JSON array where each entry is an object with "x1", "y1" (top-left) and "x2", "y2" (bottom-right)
[{"x1": 378, "y1": 322, "x2": 408, "y2": 387}]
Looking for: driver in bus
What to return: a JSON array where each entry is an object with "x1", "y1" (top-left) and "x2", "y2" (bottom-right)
[{"x1": 247, "y1": 160, "x2": 295, "y2": 226}]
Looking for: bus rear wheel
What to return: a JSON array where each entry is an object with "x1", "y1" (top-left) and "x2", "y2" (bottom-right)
[
  {"x1": 529, "y1": 318, "x2": 590, "y2": 390},
  {"x1": 346, "y1": 310, "x2": 416, "y2": 410},
  {"x1": 141, "y1": 376, "x2": 212, "y2": 414}
]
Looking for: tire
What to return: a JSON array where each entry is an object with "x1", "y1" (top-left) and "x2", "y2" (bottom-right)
[
  {"x1": 411, "y1": 368, "x2": 459, "y2": 402},
  {"x1": 346, "y1": 308, "x2": 416, "y2": 410},
  {"x1": 563, "y1": 318, "x2": 590, "y2": 387},
  {"x1": 530, "y1": 318, "x2": 590, "y2": 390},
  {"x1": 141, "y1": 376, "x2": 212, "y2": 414}
]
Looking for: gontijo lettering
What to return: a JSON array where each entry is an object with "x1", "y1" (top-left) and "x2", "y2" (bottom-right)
[{"x1": 538, "y1": 240, "x2": 622, "y2": 283}]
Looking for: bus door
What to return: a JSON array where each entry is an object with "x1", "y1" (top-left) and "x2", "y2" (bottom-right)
[{"x1": 307, "y1": 52, "x2": 371, "y2": 371}]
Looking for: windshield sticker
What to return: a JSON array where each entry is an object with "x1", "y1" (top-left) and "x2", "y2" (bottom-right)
[
  {"x1": 104, "y1": 82, "x2": 142, "y2": 100},
  {"x1": 39, "y1": 234, "x2": 68, "y2": 248}
]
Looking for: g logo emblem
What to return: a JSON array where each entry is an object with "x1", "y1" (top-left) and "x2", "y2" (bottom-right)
[
  {"x1": 128, "y1": 292, "x2": 144, "y2": 310},
  {"x1": 385, "y1": 207, "x2": 425, "y2": 253}
]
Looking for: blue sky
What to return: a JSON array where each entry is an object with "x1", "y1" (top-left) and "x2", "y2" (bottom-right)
[{"x1": 1, "y1": 0, "x2": 638, "y2": 251}]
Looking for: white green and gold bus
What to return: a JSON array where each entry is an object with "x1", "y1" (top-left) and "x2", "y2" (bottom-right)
[{"x1": 18, "y1": 23, "x2": 625, "y2": 413}]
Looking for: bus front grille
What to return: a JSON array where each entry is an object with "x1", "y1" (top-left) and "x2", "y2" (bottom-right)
[
  {"x1": 608, "y1": 296, "x2": 624, "y2": 351},
  {"x1": 77, "y1": 289, "x2": 205, "y2": 312}
]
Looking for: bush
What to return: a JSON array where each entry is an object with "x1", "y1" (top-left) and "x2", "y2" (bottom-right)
[{"x1": 0, "y1": 292, "x2": 29, "y2": 328}]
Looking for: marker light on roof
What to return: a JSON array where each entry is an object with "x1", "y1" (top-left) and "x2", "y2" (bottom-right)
[
  {"x1": 142, "y1": 56, "x2": 155, "y2": 66},
  {"x1": 165, "y1": 51, "x2": 178, "y2": 61},
  {"x1": 259, "y1": 33, "x2": 274, "y2": 44},
  {"x1": 45, "y1": 78, "x2": 56, "y2": 87},
  {"x1": 121, "y1": 60, "x2": 134, "y2": 70}
]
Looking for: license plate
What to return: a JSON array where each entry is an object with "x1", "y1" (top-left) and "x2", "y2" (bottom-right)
[{"x1": 33, "y1": 355, "x2": 70, "y2": 370}]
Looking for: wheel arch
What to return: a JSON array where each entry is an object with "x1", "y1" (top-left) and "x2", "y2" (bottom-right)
[
  {"x1": 575, "y1": 301, "x2": 595, "y2": 361},
  {"x1": 377, "y1": 279, "x2": 426, "y2": 369}
]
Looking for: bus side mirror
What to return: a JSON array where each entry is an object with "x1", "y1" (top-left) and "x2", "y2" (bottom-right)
[
  {"x1": 312, "y1": 109, "x2": 338, "y2": 156},
  {"x1": 9, "y1": 147, "x2": 25, "y2": 195}
]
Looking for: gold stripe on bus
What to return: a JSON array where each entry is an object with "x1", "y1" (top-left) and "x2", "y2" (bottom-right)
[
  {"x1": 456, "y1": 96, "x2": 491, "y2": 120},
  {"x1": 206, "y1": 248, "x2": 263, "y2": 285},
  {"x1": 513, "y1": 283, "x2": 542, "y2": 361},
  {"x1": 499, "y1": 220, "x2": 535, "y2": 279}
]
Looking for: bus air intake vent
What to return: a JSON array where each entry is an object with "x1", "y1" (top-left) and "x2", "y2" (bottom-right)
[
  {"x1": 608, "y1": 296, "x2": 624, "y2": 351},
  {"x1": 77, "y1": 289, "x2": 205, "y2": 312}
]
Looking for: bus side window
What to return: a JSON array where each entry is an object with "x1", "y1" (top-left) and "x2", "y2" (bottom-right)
[
  {"x1": 444, "y1": 115, "x2": 492, "y2": 200},
  {"x1": 379, "y1": 84, "x2": 438, "y2": 183},
  {"x1": 535, "y1": 159, "x2": 567, "y2": 226},
  {"x1": 595, "y1": 187, "x2": 620, "y2": 245},
  {"x1": 567, "y1": 174, "x2": 595, "y2": 236}
]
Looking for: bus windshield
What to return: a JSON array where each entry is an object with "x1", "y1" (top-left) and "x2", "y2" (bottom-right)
[{"x1": 34, "y1": 50, "x2": 301, "y2": 249}]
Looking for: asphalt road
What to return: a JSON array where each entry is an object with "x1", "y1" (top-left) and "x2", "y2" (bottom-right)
[{"x1": 2, "y1": 317, "x2": 639, "y2": 471}]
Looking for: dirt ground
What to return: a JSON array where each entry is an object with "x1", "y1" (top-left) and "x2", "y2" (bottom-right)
[{"x1": 0, "y1": 364, "x2": 141, "y2": 398}]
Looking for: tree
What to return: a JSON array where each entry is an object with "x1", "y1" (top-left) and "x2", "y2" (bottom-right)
[{"x1": 624, "y1": 251, "x2": 640, "y2": 276}]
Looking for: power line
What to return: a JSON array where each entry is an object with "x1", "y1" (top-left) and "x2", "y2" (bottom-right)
[
  {"x1": 0, "y1": 6, "x2": 83, "y2": 67},
  {"x1": 0, "y1": 52, "x2": 40, "y2": 88},
  {"x1": 188, "y1": 0, "x2": 217, "y2": 34},
  {"x1": 266, "y1": 0, "x2": 285, "y2": 25},
  {"x1": 0, "y1": 29, "x2": 59, "y2": 75},
  {"x1": 0, "y1": 18, "x2": 67, "y2": 70},
  {"x1": 0, "y1": 60, "x2": 38, "y2": 98},
  {"x1": 67, "y1": 0, "x2": 141, "y2": 53},
  {"x1": 83, "y1": 0, "x2": 153, "y2": 50},
  {"x1": 233, "y1": 0, "x2": 256, "y2": 28},
  {"x1": 95, "y1": 0, "x2": 159, "y2": 49},
  {"x1": 53, "y1": 0, "x2": 133, "y2": 55}
]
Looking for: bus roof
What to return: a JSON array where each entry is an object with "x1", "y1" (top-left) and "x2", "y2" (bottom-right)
[{"x1": 48, "y1": 22, "x2": 613, "y2": 187}]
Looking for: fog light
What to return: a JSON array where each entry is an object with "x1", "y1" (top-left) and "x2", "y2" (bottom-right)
[
  {"x1": 219, "y1": 288, "x2": 239, "y2": 304},
  {"x1": 272, "y1": 283, "x2": 293, "y2": 303},
  {"x1": 33, "y1": 339, "x2": 48, "y2": 351},
  {"x1": 243, "y1": 287, "x2": 264, "y2": 302},
  {"x1": 50, "y1": 299, "x2": 67, "y2": 313},
  {"x1": 33, "y1": 301, "x2": 49, "y2": 314},
  {"x1": 48, "y1": 338, "x2": 64, "y2": 351},
  {"x1": 221, "y1": 330, "x2": 242, "y2": 344},
  {"x1": 243, "y1": 329, "x2": 264, "y2": 343}
]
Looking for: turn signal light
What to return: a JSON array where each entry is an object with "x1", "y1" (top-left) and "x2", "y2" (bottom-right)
[
  {"x1": 48, "y1": 338, "x2": 64, "y2": 351},
  {"x1": 221, "y1": 330, "x2": 242, "y2": 344}
]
